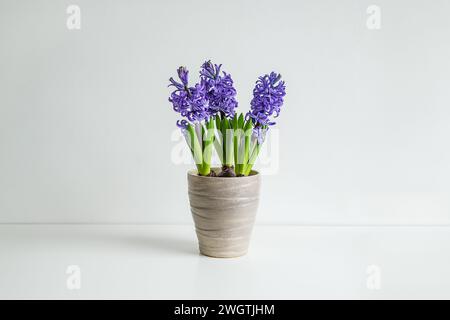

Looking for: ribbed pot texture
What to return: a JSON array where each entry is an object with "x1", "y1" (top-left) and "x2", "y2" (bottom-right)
[{"x1": 187, "y1": 168, "x2": 261, "y2": 258}]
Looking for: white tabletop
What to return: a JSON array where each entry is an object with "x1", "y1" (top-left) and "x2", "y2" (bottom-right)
[{"x1": 0, "y1": 224, "x2": 449, "y2": 299}]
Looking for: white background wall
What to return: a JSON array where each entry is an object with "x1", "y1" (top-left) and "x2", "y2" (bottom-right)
[{"x1": 1, "y1": 0, "x2": 450, "y2": 225}]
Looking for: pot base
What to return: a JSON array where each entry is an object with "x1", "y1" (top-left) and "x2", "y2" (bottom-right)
[
  {"x1": 199, "y1": 249, "x2": 248, "y2": 259},
  {"x1": 195, "y1": 226, "x2": 254, "y2": 258}
]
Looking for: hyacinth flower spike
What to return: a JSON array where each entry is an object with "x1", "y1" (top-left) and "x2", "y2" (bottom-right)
[
  {"x1": 235, "y1": 72, "x2": 286, "y2": 176},
  {"x1": 169, "y1": 66, "x2": 214, "y2": 176},
  {"x1": 199, "y1": 61, "x2": 238, "y2": 176}
]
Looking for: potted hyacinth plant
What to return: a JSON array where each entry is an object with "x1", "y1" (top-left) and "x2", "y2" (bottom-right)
[{"x1": 168, "y1": 60, "x2": 286, "y2": 257}]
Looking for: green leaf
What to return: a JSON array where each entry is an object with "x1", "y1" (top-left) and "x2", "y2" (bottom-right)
[
  {"x1": 244, "y1": 142, "x2": 261, "y2": 176},
  {"x1": 238, "y1": 113, "x2": 244, "y2": 129},
  {"x1": 232, "y1": 114, "x2": 238, "y2": 131},
  {"x1": 244, "y1": 118, "x2": 253, "y2": 132},
  {"x1": 233, "y1": 125, "x2": 238, "y2": 171},
  {"x1": 225, "y1": 120, "x2": 233, "y2": 166},
  {"x1": 186, "y1": 123, "x2": 203, "y2": 173},
  {"x1": 221, "y1": 118, "x2": 228, "y2": 166},
  {"x1": 212, "y1": 116, "x2": 223, "y2": 164},
  {"x1": 201, "y1": 124, "x2": 206, "y2": 152},
  {"x1": 213, "y1": 137, "x2": 223, "y2": 164},
  {"x1": 215, "y1": 114, "x2": 221, "y2": 132},
  {"x1": 202, "y1": 119, "x2": 215, "y2": 175},
  {"x1": 232, "y1": 115, "x2": 238, "y2": 168},
  {"x1": 242, "y1": 120, "x2": 253, "y2": 173}
]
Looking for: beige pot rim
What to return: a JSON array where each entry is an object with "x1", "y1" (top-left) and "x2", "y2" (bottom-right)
[{"x1": 188, "y1": 167, "x2": 259, "y2": 179}]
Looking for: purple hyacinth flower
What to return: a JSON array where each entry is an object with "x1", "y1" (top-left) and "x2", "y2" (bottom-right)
[
  {"x1": 176, "y1": 119, "x2": 189, "y2": 129},
  {"x1": 169, "y1": 66, "x2": 188, "y2": 90},
  {"x1": 252, "y1": 126, "x2": 268, "y2": 145},
  {"x1": 200, "y1": 61, "x2": 221, "y2": 80},
  {"x1": 200, "y1": 60, "x2": 238, "y2": 118},
  {"x1": 248, "y1": 72, "x2": 286, "y2": 126},
  {"x1": 177, "y1": 66, "x2": 189, "y2": 87},
  {"x1": 169, "y1": 66, "x2": 210, "y2": 126}
]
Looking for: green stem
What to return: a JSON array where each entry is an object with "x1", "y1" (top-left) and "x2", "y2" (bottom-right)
[
  {"x1": 242, "y1": 120, "x2": 253, "y2": 174},
  {"x1": 243, "y1": 143, "x2": 261, "y2": 176},
  {"x1": 186, "y1": 123, "x2": 204, "y2": 175},
  {"x1": 201, "y1": 118, "x2": 215, "y2": 175},
  {"x1": 221, "y1": 117, "x2": 231, "y2": 167},
  {"x1": 233, "y1": 115, "x2": 238, "y2": 173},
  {"x1": 225, "y1": 124, "x2": 233, "y2": 167},
  {"x1": 213, "y1": 115, "x2": 223, "y2": 164}
]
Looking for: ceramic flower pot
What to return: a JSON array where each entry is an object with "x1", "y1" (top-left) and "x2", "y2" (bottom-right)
[{"x1": 187, "y1": 168, "x2": 261, "y2": 258}]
